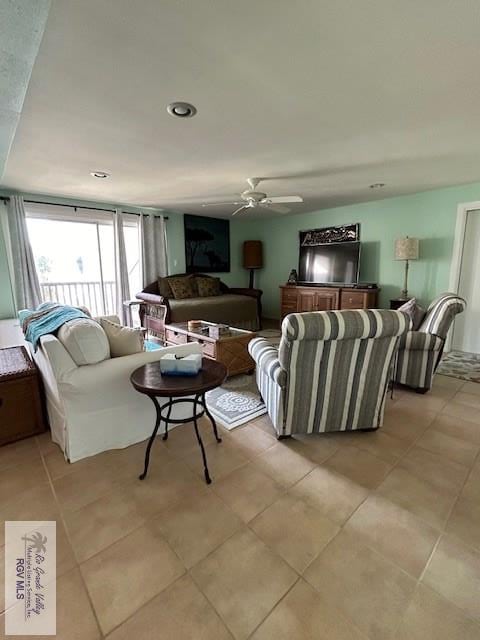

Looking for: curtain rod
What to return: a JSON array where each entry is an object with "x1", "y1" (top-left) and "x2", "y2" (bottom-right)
[{"x1": 0, "y1": 196, "x2": 168, "y2": 220}]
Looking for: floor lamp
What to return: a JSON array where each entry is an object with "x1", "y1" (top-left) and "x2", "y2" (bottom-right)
[
  {"x1": 395, "y1": 236, "x2": 419, "y2": 299},
  {"x1": 243, "y1": 241, "x2": 263, "y2": 289}
]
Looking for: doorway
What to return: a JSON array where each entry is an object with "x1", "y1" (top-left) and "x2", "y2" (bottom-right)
[{"x1": 451, "y1": 208, "x2": 480, "y2": 353}]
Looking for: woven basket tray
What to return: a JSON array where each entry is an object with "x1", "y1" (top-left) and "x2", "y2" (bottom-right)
[{"x1": 0, "y1": 346, "x2": 35, "y2": 381}]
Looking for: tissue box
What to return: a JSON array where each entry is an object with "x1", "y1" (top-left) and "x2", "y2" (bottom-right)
[{"x1": 160, "y1": 353, "x2": 202, "y2": 376}]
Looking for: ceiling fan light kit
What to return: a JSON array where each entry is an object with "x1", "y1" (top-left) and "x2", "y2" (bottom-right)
[
  {"x1": 202, "y1": 178, "x2": 304, "y2": 216},
  {"x1": 90, "y1": 171, "x2": 110, "y2": 179}
]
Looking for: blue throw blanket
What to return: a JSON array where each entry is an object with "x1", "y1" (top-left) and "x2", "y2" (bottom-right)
[{"x1": 19, "y1": 302, "x2": 90, "y2": 350}]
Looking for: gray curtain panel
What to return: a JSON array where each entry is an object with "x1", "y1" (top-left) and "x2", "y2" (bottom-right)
[
  {"x1": 113, "y1": 209, "x2": 131, "y2": 322},
  {"x1": 140, "y1": 213, "x2": 167, "y2": 286},
  {"x1": 7, "y1": 195, "x2": 42, "y2": 311}
]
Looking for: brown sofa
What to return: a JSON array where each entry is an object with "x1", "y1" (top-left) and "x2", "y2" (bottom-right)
[{"x1": 136, "y1": 274, "x2": 262, "y2": 339}]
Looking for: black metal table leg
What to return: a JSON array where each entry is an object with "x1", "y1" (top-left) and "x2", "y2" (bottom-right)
[
  {"x1": 200, "y1": 393, "x2": 222, "y2": 443},
  {"x1": 138, "y1": 393, "x2": 223, "y2": 485},
  {"x1": 192, "y1": 394, "x2": 212, "y2": 484},
  {"x1": 139, "y1": 396, "x2": 165, "y2": 480},
  {"x1": 162, "y1": 401, "x2": 172, "y2": 441}
]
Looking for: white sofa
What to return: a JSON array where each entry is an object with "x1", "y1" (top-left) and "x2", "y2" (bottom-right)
[{"x1": 32, "y1": 319, "x2": 202, "y2": 462}]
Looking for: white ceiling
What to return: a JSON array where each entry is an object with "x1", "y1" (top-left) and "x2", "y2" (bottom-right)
[
  {"x1": 2, "y1": 0, "x2": 480, "y2": 217},
  {"x1": 0, "y1": 0, "x2": 50, "y2": 181}
]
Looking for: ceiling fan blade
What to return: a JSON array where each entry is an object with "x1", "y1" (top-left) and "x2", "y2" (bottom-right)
[
  {"x1": 231, "y1": 205, "x2": 248, "y2": 216},
  {"x1": 260, "y1": 195, "x2": 303, "y2": 204},
  {"x1": 259, "y1": 203, "x2": 290, "y2": 214},
  {"x1": 202, "y1": 201, "x2": 242, "y2": 207}
]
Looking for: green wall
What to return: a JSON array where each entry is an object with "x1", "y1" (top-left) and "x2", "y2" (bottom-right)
[{"x1": 245, "y1": 182, "x2": 480, "y2": 319}]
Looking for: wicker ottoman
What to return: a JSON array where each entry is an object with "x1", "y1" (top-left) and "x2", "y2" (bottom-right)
[{"x1": 0, "y1": 346, "x2": 46, "y2": 446}]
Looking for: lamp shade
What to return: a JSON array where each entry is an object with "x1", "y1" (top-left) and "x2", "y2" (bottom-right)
[
  {"x1": 395, "y1": 237, "x2": 419, "y2": 261},
  {"x1": 243, "y1": 241, "x2": 263, "y2": 269}
]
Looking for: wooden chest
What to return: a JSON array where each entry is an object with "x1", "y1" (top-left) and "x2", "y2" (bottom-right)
[{"x1": 0, "y1": 346, "x2": 46, "y2": 446}]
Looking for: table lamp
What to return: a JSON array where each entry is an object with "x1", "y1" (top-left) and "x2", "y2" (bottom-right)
[
  {"x1": 395, "y1": 236, "x2": 419, "y2": 299},
  {"x1": 243, "y1": 241, "x2": 263, "y2": 288}
]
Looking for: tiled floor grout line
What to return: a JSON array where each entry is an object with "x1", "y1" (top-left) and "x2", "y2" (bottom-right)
[
  {"x1": 417, "y1": 445, "x2": 480, "y2": 588},
  {"x1": 294, "y1": 385, "x2": 473, "y2": 640},
  {"x1": 373, "y1": 384, "x2": 480, "y2": 637},
  {"x1": 92, "y1": 397, "x2": 480, "y2": 638},
  {"x1": 87, "y1": 434, "x2": 260, "y2": 639},
  {"x1": 45, "y1": 442, "x2": 234, "y2": 638},
  {"x1": 205, "y1": 385, "x2": 461, "y2": 573},
  {"x1": 206, "y1": 402, "x2": 434, "y2": 640},
  {"x1": 82, "y1": 442, "x2": 251, "y2": 638},
  {"x1": 9, "y1": 378, "x2": 475, "y2": 638},
  {"x1": 35, "y1": 436, "x2": 107, "y2": 639},
  {"x1": 243, "y1": 577, "x2": 373, "y2": 640},
  {"x1": 243, "y1": 576, "x2": 302, "y2": 640},
  {"x1": 190, "y1": 435, "x2": 332, "y2": 637},
  {"x1": 292, "y1": 391, "x2": 459, "y2": 639}
]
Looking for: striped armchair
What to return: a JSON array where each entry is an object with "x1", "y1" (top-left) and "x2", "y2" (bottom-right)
[
  {"x1": 395, "y1": 293, "x2": 466, "y2": 393},
  {"x1": 249, "y1": 309, "x2": 409, "y2": 437}
]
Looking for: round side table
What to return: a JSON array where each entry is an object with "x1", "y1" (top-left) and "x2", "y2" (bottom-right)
[{"x1": 130, "y1": 358, "x2": 227, "y2": 484}]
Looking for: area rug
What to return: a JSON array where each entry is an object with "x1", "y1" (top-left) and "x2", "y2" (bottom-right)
[
  {"x1": 437, "y1": 350, "x2": 480, "y2": 383},
  {"x1": 206, "y1": 374, "x2": 266, "y2": 430}
]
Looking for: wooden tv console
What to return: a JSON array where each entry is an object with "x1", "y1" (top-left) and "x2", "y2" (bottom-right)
[{"x1": 280, "y1": 285, "x2": 379, "y2": 319}]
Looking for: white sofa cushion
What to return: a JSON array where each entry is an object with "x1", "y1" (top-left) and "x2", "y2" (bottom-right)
[
  {"x1": 57, "y1": 318, "x2": 110, "y2": 365},
  {"x1": 100, "y1": 318, "x2": 144, "y2": 357}
]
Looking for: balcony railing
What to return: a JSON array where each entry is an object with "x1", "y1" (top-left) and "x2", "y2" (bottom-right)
[{"x1": 39, "y1": 280, "x2": 116, "y2": 317}]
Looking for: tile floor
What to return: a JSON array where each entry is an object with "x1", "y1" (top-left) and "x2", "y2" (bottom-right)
[{"x1": 1, "y1": 374, "x2": 480, "y2": 639}]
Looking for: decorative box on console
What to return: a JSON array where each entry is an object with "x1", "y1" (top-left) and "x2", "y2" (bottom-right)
[{"x1": 160, "y1": 353, "x2": 202, "y2": 376}]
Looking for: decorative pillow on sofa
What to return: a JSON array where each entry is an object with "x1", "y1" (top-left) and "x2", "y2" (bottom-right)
[
  {"x1": 157, "y1": 276, "x2": 173, "y2": 298},
  {"x1": 196, "y1": 276, "x2": 221, "y2": 297},
  {"x1": 99, "y1": 318, "x2": 144, "y2": 357},
  {"x1": 168, "y1": 276, "x2": 198, "y2": 300},
  {"x1": 398, "y1": 298, "x2": 426, "y2": 330},
  {"x1": 57, "y1": 318, "x2": 110, "y2": 365}
]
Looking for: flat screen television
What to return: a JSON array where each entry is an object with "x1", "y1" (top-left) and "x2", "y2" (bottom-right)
[{"x1": 298, "y1": 239, "x2": 361, "y2": 285}]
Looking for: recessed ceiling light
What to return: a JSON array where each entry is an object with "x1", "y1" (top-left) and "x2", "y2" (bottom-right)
[
  {"x1": 90, "y1": 171, "x2": 110, "y2": 179},
  {"x1": 369, "y1": 182, "x2": 385, "y2": 189},
  {"x1": 167, "y1": 102, "x2": 197, "y2": 118}
]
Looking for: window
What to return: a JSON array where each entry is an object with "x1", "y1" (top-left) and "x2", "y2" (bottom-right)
[{"x1": 25, "y1": 204, "x2": 141, "y2": 317}]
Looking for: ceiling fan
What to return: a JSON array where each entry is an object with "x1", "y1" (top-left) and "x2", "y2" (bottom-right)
[{"x1": 201, "y1": 178, "x2": 303, "y2": 216}]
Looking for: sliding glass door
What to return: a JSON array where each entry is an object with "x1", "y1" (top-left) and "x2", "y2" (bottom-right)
[{"x1": 25, "y1": 205, "x2": 141, "y2": 317}]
